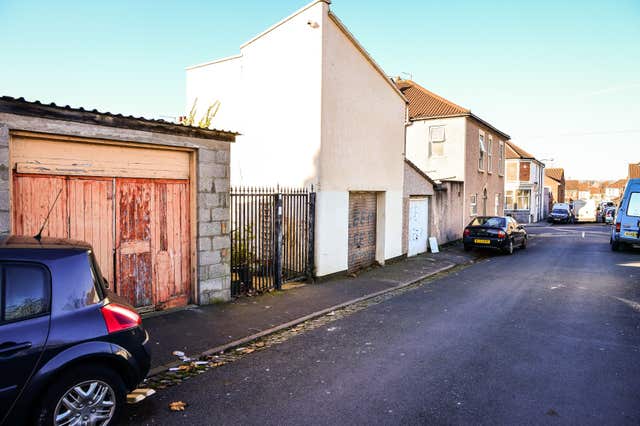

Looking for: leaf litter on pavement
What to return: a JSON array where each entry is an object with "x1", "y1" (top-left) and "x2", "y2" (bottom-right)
[{"x1": 144, "y1": 263, "x2": 471, "y2": 393}]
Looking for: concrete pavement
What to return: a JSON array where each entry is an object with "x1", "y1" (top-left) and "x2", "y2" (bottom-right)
[{"x1": 126, "y1": 224, "x2": 640, "y2": 425}]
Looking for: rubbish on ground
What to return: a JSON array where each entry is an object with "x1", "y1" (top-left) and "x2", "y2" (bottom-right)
[{"x1": 169, "y1": 401, "x2": 187, "y2": 411}]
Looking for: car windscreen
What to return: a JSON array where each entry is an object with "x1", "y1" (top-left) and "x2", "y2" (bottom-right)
[
  {"x1": 470, "y1": 217, "x2": 505, "y2": 228},
  {"x1": 627, "y1": 192, "x2": 640, "y2": 217}
]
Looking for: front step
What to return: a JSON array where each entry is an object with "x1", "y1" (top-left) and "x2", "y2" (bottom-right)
[{"x1": 126, "y1": 388, "x2": 156, "y2": 404}]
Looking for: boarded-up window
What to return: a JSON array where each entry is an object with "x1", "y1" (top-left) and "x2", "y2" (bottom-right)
[{"x1": 520, "y1": 161, "x2": 531, "y2": 182}]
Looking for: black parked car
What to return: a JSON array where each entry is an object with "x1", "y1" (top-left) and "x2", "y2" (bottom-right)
[
  {"x1": 463, "y1": 216, "x2": 527, "y2": 254},
  {"x1": 547, "y1": 207, "x2": 574, "y2": 224},
  {"x1": 0, "y1": 236, "x2": 151, "y2": 425}
]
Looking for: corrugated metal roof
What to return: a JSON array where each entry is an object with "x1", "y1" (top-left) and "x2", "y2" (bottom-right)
[{"x1": 0, "y1": 96, "x2": 238, "y2": 141}]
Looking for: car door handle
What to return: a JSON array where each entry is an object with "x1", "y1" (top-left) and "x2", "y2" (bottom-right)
[{"x1": 0, "y1": 342, "x2": 32, "y2": 357}]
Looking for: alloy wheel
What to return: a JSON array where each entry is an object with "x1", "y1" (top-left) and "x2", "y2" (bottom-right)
[{"x1": 54, "y1": 380, "x2": 116, "y2": 426}]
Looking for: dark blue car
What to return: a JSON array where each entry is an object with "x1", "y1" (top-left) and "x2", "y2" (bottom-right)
[{"x1": 0, "y1": 236, "x2": 151, "y2": 425}]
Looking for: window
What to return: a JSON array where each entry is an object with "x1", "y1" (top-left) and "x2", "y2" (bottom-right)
[
  {"x1": 495, "y1": 193, "x2": 501, "y2": 215},
  {"x1": 628, "y1": 193, "x2": 640, "y2": 217},
  {"x1": 478, "y1": 132, "x2": 486, "y2": 171},
  {"x1": 487, "y1": 136, "x2": 493, "y2": 173},
  {"x1": 517, "y1": 189, "x2": 531, "y2": 210},
  {"x1": 2, "y1": 263, "x2": 50, "y2": 322},
  {"x1": 498, "y1": 141, "x2": 505, "y2": 175},
  {"x1": 505, "y1": 190, "x2": 515, "y2": 209},
  {"x1": 429, "y1": 126, "x2": 446, "y2": 157},
  {"x1": 470, "y1": 194, "x2": 478, "y2": 216},
  {"x1": 470, "y1": 217, "x2": 505, "y2": 227}
]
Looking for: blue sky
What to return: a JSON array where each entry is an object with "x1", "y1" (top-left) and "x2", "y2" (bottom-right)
[{"x1": 1, "y1": 0, "x2": 638, "y2": 179}]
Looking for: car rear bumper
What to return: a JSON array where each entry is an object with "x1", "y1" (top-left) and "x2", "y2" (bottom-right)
[{"x1": 463, "y1": 236, "x2": 509, "y2": 250}]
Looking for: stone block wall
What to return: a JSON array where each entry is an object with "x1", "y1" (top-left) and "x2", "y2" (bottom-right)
[
  {"x1": 0, "y1": 125, "x2": 9, "y2": 235},
  {"x1": 197, "y1": 145, "x2": 232, "y2": 303}
]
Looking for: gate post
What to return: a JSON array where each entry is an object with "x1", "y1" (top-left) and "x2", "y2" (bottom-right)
[
  {"x1": 307, "y1": 191, "x2": 316, "y2": 281},
  {"x1": 274, "y1": 191, "x2": 283, "y2": 290}
]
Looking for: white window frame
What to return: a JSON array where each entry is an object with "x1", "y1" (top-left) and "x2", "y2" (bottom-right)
[
  {"x1": 487, "y1": 136, "x2": 493, "y2": 173},
  {"x1": 498, "y1": 141, "x2": 505, "y2": 176},
  {"x1": 495, "y1": 193, "x2": 500, "y2": 215},
  {"x1": 429, "y1": 126, "x2": 446, "y2": 158},
  {"x1": 470, "y1": 194, "x2": 478, "y2": 216},
  {"x1": 478, "y1": 131, "x2": 486, "y2": 171}
]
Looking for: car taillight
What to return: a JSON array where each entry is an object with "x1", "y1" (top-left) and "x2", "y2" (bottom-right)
[
  {"x1": 615, "y1": 223, "x2": 621, "y2": 232},
  {"x1": 463, "y1": 229, "x2": 470, "y2": 237},
  {"x1": 101, "y1": 303, "x2": 141, "y2": 334},
  {"x1": 497, "y1": 230, "x2": 506, "y2": 239}
]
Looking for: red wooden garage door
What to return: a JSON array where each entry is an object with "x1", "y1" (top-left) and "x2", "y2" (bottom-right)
[
  {"x1": 348, "y1": 192, "x2": 377, "y2": 272},
  {"x1": 13, "y1": 173, "x2": 190, "y2": 310}
]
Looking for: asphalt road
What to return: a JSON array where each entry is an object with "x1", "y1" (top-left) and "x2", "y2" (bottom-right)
[{"x1": 126, "y1": 224, "x2": 640, "y2": 425}]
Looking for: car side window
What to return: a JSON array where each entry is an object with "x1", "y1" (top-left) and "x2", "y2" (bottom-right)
[{"x1": 1, "y1": 263, "x2": 51, "y2": 323}]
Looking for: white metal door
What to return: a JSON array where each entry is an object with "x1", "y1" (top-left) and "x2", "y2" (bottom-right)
[{"x1": 408, "y1": 197, "x2": 429, "y2": 257}]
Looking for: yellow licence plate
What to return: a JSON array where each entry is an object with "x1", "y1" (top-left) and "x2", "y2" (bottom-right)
[
  {"x1": 474, "y1": 239, "x2": 491, "y2": 244},
  {"x1": 624, "y1": 231, "x2": 638, "y2": 238}
]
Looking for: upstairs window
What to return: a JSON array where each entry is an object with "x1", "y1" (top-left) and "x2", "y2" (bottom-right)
[
  {"x1": 498, "y1": 141, "x2": 505, "y2": 175},
  {"x1": 429, "y1": 126, "x2": 446, "y2": 157},
  {"x1": 478, "y1": 131, "x2": 486, "y2": 171},
  {"x1": 487, "y1": 136, "x2": 493, "y2": 173}
]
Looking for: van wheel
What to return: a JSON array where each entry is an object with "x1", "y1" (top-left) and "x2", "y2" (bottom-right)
[
  {"x1": 36, "y1": 364, "x2": 126, "y2": 426},
  {"x1": 611, "y1": 239, "x2": 620, "y2": 252}
]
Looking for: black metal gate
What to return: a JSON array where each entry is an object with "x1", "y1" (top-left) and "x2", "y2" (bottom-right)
[{"x1": 230, "y1": 186, "x2": 315, "y2": 296}]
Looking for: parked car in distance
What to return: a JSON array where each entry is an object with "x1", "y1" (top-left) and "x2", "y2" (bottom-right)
[
  {"x1": 548, "y1": 205, "x2": 574, "y2": 224},
  {"x1": 0, "y1": 236, "x2": 151, "y2": 425},
  {"x1": 597, "y1": 201, "x2": 615, "y2": 223},
  {"x1": 463, "y1": 216, "x2": 527, "y2": 255},
  {"x1": 611, "y1": 178, "x2": 640, "y2": 251},
  {"x1": 604, "y1": 206, "x2": 616, "y2": 224}
]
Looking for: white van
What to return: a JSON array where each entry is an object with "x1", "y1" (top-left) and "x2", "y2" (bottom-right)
[{"x1": 574, "y1": 199, "x2": 596, "y2": 222}]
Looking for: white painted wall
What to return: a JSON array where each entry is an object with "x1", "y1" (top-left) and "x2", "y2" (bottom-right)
[
  {"x1": 186, "y1": 0, "x2": 406, "y2": 276},
  {"x1": 317, "y1": 13, "x2": 406, "y2": 273},
  {"x1": 405, "y1": 117, "x2": 466, "y2": 182},
  {"x1": 186, "y1": 1, "x2": 325, "y2": 188}
]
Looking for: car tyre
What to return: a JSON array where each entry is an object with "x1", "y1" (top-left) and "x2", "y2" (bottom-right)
[
  {"x1": 463, "y1": 244, "x2": 472, "y2": 252},
  {"x1": 36, "y1": 364, "x2": 126, "y2": 426},
  {"x1": 521, "y1": 237, "x2": 527, "y2": 249},
  {"x1": 504, "y1": 239, "x2": 514, "y2": 255}
]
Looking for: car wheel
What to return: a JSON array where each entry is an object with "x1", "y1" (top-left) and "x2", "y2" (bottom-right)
[
  {"x1": 504, "y1": 239, "x2": 514, "y2": 255},
  {"x1": 521, "y1": 237, "x2": 527, "y2": 249},
  {"x1": 464, "y1": 244, "x2": 472, "y2": 252},
  {"x1": 36, "y1": 364, "x2": 126, "y2": 426}
]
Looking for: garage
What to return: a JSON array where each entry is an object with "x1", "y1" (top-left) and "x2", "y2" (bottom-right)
[
  {"x1": 348, "y1": 192, "x2": 377, "y2": 272},
  {"x1": 11, "y1": 132, "x2": 192, "y2": 311},
  {"x1": 408, "y1": 197, "x2": 429, "y2": 257}
]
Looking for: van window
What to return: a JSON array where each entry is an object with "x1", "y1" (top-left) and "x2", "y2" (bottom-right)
[{"x1": 627, "y1": 193, "x2": 640, "y2": 217}]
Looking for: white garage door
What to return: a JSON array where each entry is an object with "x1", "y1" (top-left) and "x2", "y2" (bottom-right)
[{"x1": 408, "y1": 197, "x2": 429, "y2": 257}]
